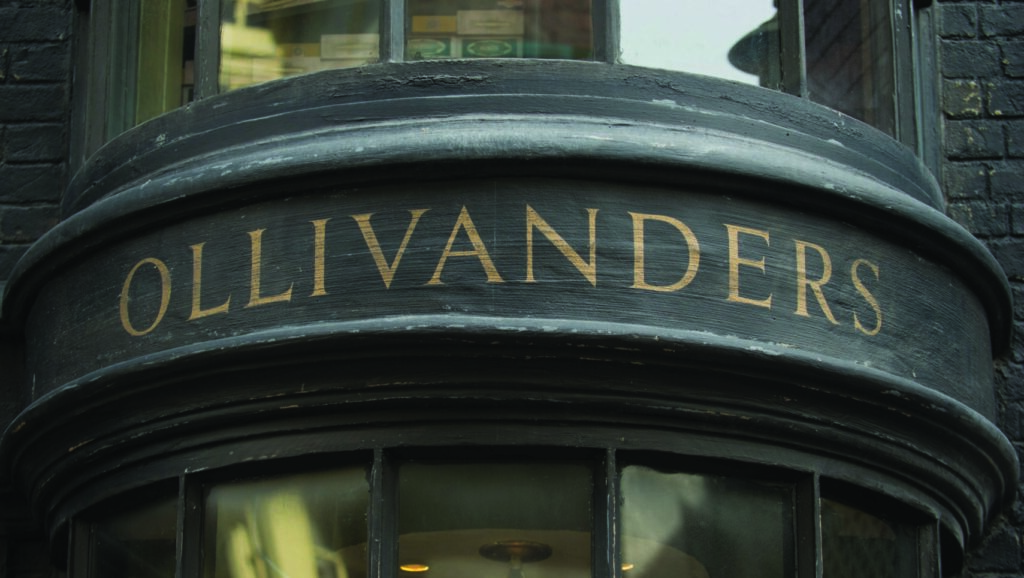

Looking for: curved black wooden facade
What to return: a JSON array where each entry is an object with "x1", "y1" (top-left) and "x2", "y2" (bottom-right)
[{"x1": 0, "y1": 61, "x2": 1015, "y2": 567}]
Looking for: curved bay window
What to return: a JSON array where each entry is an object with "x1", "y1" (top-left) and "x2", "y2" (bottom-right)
[
  {"x1": 72, "y1": 0, "x2": 931, "y2": 166},
  {"x1": 6, "y1": 0, "x2": 1008, "y2": 576},
  {"x1": 76, "y1": 451, "x2": 935, "y2": 578}
]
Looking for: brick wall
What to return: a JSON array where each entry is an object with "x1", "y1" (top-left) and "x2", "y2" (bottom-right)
[
  {"x1": 0, "y1": 0, "x2": 69, "y2": 293},
  {"x1": 941, "y1": 1, "x2": 1024, "y2": 576},
  {"x1": 0, "y1": 3, "x2": 70, "y2": 578}
]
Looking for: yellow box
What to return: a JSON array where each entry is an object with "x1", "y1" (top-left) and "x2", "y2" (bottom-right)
[
  {"x1": 277, "y1": 43, "x2": 321, "y2": 58},
  {"x1": 321, "y1": 34, "x2": 379, "y2": 60},
  {"x1": 412, "y1": 15, "x2": 458, "y2": 34},
  {"x1": 457, "y1": 10, "x2": 524, "y2": 36}
]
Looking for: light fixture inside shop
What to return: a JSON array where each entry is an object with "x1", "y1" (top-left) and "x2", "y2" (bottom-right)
[{"x1": 480, "y1": 540, "x2": 553, "y2": 578}]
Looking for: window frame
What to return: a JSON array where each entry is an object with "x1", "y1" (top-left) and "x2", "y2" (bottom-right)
[{"x1": 72, "y1": 0, "x2": 933, "y2": 171}]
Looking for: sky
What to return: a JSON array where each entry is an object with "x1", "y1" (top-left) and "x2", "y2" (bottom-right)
[{"x1": 618, "y1": 0, "x2": 777, "y2": 84}]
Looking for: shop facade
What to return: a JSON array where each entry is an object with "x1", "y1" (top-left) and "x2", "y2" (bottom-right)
[{"x1": 1, "y1": 1, "x2": 1023, "y2": 577}]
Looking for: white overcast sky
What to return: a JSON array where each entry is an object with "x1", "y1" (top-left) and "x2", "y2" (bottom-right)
[{"x1": 618, "y1": 0, "x2": 777, "y2": 84}]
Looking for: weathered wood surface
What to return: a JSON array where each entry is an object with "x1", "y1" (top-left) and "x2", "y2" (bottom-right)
[{"x1": 26, "y1": 178, "x2": 992, "y2": 415}]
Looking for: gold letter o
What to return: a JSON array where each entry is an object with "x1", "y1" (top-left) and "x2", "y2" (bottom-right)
[{"x1": 120, "y1": 258, "x2": 172, "y2": 336}]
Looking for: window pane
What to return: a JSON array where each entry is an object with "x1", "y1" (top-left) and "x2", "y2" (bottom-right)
[
  {"x1": 406, "y1": 0, "x2": 592, "y2": 61},
  {"x1": 821, "y1": 499, "x2": 919, "y2": 578},
  {"x1": 620, "y1": 466, "x2": 794, "y2": 578},
  {"x1": 398, "y1": 462, "x2": 593, "y2": 578},
  {"x1": 619, "y1": 1, "x2": 779, "y2": 87},
  {"x1": 136, "y1": 0, "x2": 190, "y2": 124},
  {"x1": 220, "y1": 0, "x2": 382, "y2": 92},
  {"x1": 204, "y1": 467, "x2": 370, "y2": 578},
  {"x1": 89, "y1": 497, "x2": 177, "y2": 578},
  {"x1": 805, "y1": 0, "x2": 896, "y2": 136},
  {"x1": 103, "y1": 0, "x2": 194, "y2": 133}
]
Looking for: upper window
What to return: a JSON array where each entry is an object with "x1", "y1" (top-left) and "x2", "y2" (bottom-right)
[{"x1": 74, "y1": 0, "x2": 929, "y2": 161}]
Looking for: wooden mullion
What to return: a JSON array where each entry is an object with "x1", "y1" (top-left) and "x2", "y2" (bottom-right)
[
  {"x1": 195, "y1": 0, "x2": 221, "y2": 99},
  {"x1": 779, "y1": 0, "x2": 807, "y2": 97},
  {"x1": 796, "y1": 474, "x2": 821, "y2": 578}
]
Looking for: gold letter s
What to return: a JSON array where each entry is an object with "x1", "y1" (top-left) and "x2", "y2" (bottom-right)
[{"x1": 851, "y1": 259, "x2": 883, "y2": 336}]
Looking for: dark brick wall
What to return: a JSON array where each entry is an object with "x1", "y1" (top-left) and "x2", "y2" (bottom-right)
[
  {"x1": 0, "y1": 0, "x2": 69, "y2": 293},
  {"x1": 941, "y1": 1, "x2": 1024, "y2": 576},
  {"x1": 0, "y1": 3, "x2": 71, "y2": 578}
]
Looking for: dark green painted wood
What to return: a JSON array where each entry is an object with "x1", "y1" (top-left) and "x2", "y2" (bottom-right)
[{"x1": 21, "y1": 178, "x2": 994, "y2": 417}]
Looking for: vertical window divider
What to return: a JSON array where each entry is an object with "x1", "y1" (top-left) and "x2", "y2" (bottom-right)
[
  {"x1": 594, "y1": 449, "x2": 619, "y2": 578},
  {"x1": 593, "y1": 0, "x2": 619, "y2": 64},
  {"x1": 76, "y1": 1, "x2": 107, "y2": 167},
  {"x1": 382, "y1": 0, "x2": 406, "y2": 63},
  {"x1": 195, "y1": 0, "x2": 221, "y2": 99},
  {"x1": 920, "y1": 521, "x2": 941, "y2": 577},
  {"x1": 369, "y1": 448, "x2": 397, "y2": 578},
  {"x1": 913, "y1": 2, "x2": 941, "y2": 175},
  {"x1": 177, "y1": 474, "x2": 203, "y2": 578},
  {"x1": 778, "y1": 0, "x2": 807, "y2": 97},
  {"x1": 796, "y1": 473, "x2": 821, "y2": 578},
  {"x1": 893, "y1": 0, "x2": 918, "y2": 148},
  {"x1": 103, "y1": 0, "x2": 139, "y2": 138},
  {"x1": 68, "y1": 517, "x2": 91, "y2": 578}
]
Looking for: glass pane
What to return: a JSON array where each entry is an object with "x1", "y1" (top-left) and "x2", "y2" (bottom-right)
[
  {"x1": 620, "y1": 466, "x2": 794, "y2": 578},
  {"x1": 821, "y1": 499, "x2": 919, "y2": 578},
  {"x1": 405, "y1": 1, "x2": 592, "y2": 61},
  {"x1": 619, "y1": 1, "x2": 780, "y2": 87},
  {"x1": 136, "y1": 0, "x2": 190, "y2": 124},
  {"x1": 204, "y1": 467, "x2": 370, "y2": 578},
  {"x1": 89, "y1": 497, "x2": 177, "y2": 578},
  {"x1": 805, "y1": 0, "x2": 896, "y2": 136},
  {"x1": 398, "y1": 462, "x2": 593, "y2": 578},
  {"x1": 220, "y1": 0, "x2": 382, "y2": 91},
  {"x1": 105, "y1": 0, "x2": 194, "y2": 133}
]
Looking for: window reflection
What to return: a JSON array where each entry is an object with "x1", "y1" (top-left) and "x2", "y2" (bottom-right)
[
  {"x1": 620, "y1": 466, "x2": 794, "y2": 578},
  {"x1": 204, "y1": 468, "x2": 370, "y2": 578},
  {"x1": 805, "y1": 0, "x2": 896, "y2": 135},
  {"x1": 821, "y1": 499, "x2": 918, "y2": 578},
  {"x1": 220, "y1": 0, "x2": 382, "y2": 91},
  {"x1": 90, "y1": 497, "x2": 177, "y2": 578},
  {"x1": 398, "y1": 462, "x2": 593, "y2": 578}
]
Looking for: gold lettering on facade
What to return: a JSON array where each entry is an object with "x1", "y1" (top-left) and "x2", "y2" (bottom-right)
[
  {"x1": 311, "y1": 219, "x2": 330, "y2": 297},
  {"x1": 246, "y1": 229, "x2": 294, "y2": 308},
  {"x1": 631, "y1": 212, "x2": 701, "y2": 292},
  {"x1": 188, "y1": 242, "x2": 231, "y2": 320},
  {"x1": 427, "y1": 206, "x2": 504, "y2": 285},
  {"x1": 794, "y1": 240, "x2": 838, "y2": 324},
  {"x1": 525, "y1": 206, "x2": 598, "y2": 286},
  {"x1": 120, "y1": 257, "x2": 172, "y2": 336},
  {"x1": 851, "y1": 258, "x2": 883, "y2": 336},
  {"x1": 725, "y1": 224, "x2": 772, "y2": 308},
  {"x1": 353, "y1": 209, "x2": 429, "y2": 289},
  {"x1": 117, "y1": 203, "x2": 887, "y2": 339}
]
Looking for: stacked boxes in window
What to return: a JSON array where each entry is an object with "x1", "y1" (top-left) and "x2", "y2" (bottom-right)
[
  {"x1": 456, "y1": 9, "x2": 523, "y2": 58},
  {"x1": 409, "y1": 15, "x2": 458, "y2": 59},
  {"x1": 408, "y1": 4, "x2": 524, "y2": 60}
]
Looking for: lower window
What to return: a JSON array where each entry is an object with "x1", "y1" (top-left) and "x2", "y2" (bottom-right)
[{"x1": 76, "y1": 450, "x2": 937, "y2": 578}]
